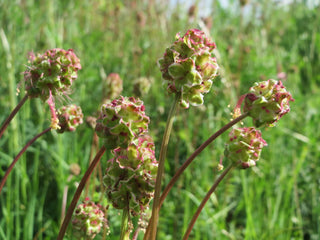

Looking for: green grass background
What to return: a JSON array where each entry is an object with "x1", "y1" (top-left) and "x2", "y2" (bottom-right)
[{"x1": 0, "y1": 0, "x2": 319, "y2": 239}]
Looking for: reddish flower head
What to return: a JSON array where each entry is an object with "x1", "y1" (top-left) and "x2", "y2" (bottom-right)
[
  {"x1": 234, "y1": 79, "x2": 294, "y2": 127},
  {"x1": 158, "y1": 29, "x2": 219, "y2": 108}
]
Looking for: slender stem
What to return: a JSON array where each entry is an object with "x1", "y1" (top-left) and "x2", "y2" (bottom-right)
[
  {"x1": 159, "y1": 112, "x2": 249, "y2": 207},
  {"x1": 132, "y1": 227, "x2": 140, "y2": 240},
  {"x1": 57, "y1": 146, "x2": 106, "y2": 240},
  {"x1": 60, "y1": 174, "x2": 73, "y2": 226},
  {"x1": 145, "y1": 94, "x2": 180, "y2": 240},
  {"x1": 182, "y1": 164, "x2": 236, "y2": 240},
  {"x1": 0, "y1": 94, "x2": 28, "y2": 139},
  {"x1": 0, "y1": 127, "x2": 51, "y2": 194},
  {"x1": 120, "y1": 199, "x2": 131, "y2": 240}
]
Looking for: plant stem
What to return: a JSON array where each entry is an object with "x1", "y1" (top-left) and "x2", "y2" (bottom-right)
[
  {"x1": 120, "y1": 199, "x2": 131, "y2": 240},
  {"x1": 0, "y1": 94, "x2": 28, "y2": 139},
  {"x1": 182, "y1": 164, "x2": 236, "y2": 240},
  {"x1": 57, "y1": 146, "x2": 106, "y2": 240},
  {"x1": 159, "y1": 112, "x2": 249, "y2": 207},
  {"x1": 0, "y1": 127, "x2": 51, "y2": 195},
  {"x1": 145, "y1": 94, "x2": 180, "y2": 240}
]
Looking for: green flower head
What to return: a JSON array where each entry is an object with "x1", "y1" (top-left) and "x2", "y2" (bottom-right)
[
  {"x1": 24, "y1": 48, "x2": 81, "y2": 101},
  {"x1": 103, "y1": 135, "x2": 158, "y2": 215},
  {"x1": 243, "y1": 79, "x2": 294, "y2": 127},
  {"x1": 224, "y1": 127, "x2": 267, "y2": 169},
  {"x1": 158, "y1": 28, "x2": 219, "y2": 108},
  {"x1": 102, "y1": 72, "x2": 123, "y2": 103},
  {"x1": 56, "y1": 104, "x2": 83, "y2": 133},
  {"x1": 71, "y1": 198, "x2": 109, "y2": 239},
  {"x1": 95, "y1": 96, "x2": 150, "y2": 149}
]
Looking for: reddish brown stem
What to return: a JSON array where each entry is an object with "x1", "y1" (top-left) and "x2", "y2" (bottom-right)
[
  {"x1": 0, "y1": 127, "x2": 51, "y2": 194},
  {"x1": 182, "y1": 164, "x2": 235, "y2": 239},
  {"x1": 159, "y1": 113, "x2": 248, "y2": 207},
  {"x1": 57, "y1": 146, "x2": 106, "y2": 240},
  {"x1": 0, "y1": 94, "x2": 28, "y2": 139}
]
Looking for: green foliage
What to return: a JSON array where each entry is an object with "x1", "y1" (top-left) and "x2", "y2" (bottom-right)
[{"x1": 0, "y1": 0, "x2": 319, "y2": 239}]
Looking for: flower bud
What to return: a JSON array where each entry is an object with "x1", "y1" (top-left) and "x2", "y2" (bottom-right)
[
  {"x1": 95, "y1": 96, "x2": 150, "y2": 149},
  {"x1": 103, "y1": 135, "x2": 158, "y2": 215},
  {"x1": 24, "y1": 48, "x2": 81, "y2": 101},
  {"x1": 133, "y1": 77, "x2": 153, "y2": 97},
  {"x1": 56, "y1": 104, "x2": 83, "y2": 133},
  {"x1": 243, "y1": 79, "x2": 294, "y2": 127},
  {"x1": 158, "y1": 28, "x2": 219, "y2": 108},
  {"x1": 224, "y1": 127, "x2": 267, "y2": 169},
  {"x1": 102, "y1": 73, "x2": 123, "y2": 103},
  {"x1": 71, "y1": 198, "x2": 109, "y2": 239}
]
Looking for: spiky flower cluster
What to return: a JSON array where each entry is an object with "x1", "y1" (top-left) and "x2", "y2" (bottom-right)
[
  {"x1": 56, "y1": 104, "x2": 83, "y2": 133},
  {"x1": 23, "y1": 48, "x2": 81, "y2": 129},
  {"x1": 71, "y1": 198, "x2": 109, "y2": 239},
  {"x1": 224, "y1": 127, "x2": 267, "y2": 169},
  {"x1": 243, "y1": 79, "x2": 294, "y2": 127},
  {"x1": 102, "y1": 73, "x2": 123, "y2": 103},
  {"x1": 95, "y1": 96, "x2": 150, "y2": 149},
  {"x1": 24, "y1": 48, "x2": 81, "y2": 101},
  {"x1": 104, "y1": 135, "x2": 158, "y2": 215},
  {"x1": 158, "y1": 28, "x2": 219, "y2": 108}
]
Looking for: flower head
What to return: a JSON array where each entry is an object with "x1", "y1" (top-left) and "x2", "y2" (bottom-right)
[
  {"x1": 95, "y1": 96, "x2": 149, "y2": 149},
  {"x1": 24, "y1": 48, "x2": 81, "y2": 101},
  {"x1": 71, "y1": 198, "x2": 109, "y2": 239},
  {"x1": 133, "y1": 76, "x2": 153, "y2": 97},
  {"x1": 243, "y1": 79, "x2": 294, "y2": 127},
  {"x1": 224, "y1": 127, "x2": 267, "y2": 169},
  {"x1": 23, "y1": 48, "x2": 81, "y2": 130},
  {"x1": 102, "y1": 73, "x2": 123, "y2": 103},
  {"x1": 56, "y1": 104, "x2": 83, "y2": 133},
  {"x1": 158, "y1": 28, "x2": 219, "y2": 108},
  {"x1": 103, "y1": 135, "x2": 158, "y2": 215}
]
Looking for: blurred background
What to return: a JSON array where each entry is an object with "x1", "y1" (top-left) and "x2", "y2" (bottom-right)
[{"x1": 0, "y1": 0, "x2": 319, "y2": 239}]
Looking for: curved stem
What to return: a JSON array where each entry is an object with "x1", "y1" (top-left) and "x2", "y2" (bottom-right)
[
  {"x1": 145, "y1": 94, "x2": 180, "y2": 240},
  {"x1": 159, "y1": 112, "x2": 249, "y2": 207},
  {"x1": 0, "y1": 94, "x2": 28, "y2": 139},
  {"x1": 182, "y1": 164, "x2": 236, "y2": 240},
  {"x1": 57, "y1": 146, "x2": 106, "y2": 240},
  {"x1": 0, "y1": 127, "x2": 51, "y2": 195}
]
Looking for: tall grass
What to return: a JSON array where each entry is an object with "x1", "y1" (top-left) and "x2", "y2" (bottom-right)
[{"x1": 0, "y1": 0, "x2": 319, "y2": 239}]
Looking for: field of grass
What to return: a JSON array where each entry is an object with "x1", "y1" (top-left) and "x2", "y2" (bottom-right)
[{"x1": 0, "y1": 0, "x2": 320, "y2": 239}]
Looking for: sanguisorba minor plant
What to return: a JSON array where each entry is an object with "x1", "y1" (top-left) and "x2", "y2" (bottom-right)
[
  {"x1": 1, "y1": 28, "x2": 294, "y2": 240},
  {"x1": 0, "y1": 48, "x2": 83, "y2": 194}
]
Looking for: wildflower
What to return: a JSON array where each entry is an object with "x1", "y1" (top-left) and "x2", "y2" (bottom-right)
[
  {"x1": 102, "y1": 73, "x2": 123, "y2": 103},
  {"x1": 23, "y1": 48, "x2": 81, "y2": 129},
  {"x1": 56, "y1": 104, "x2": 83, "y2": 133},
  {"x1": 103, "y1": 135, "x2": 158, "y2": 215},
  {"x1": 158, "y1": 29, "x2": 219, "y2": 108},
  {"x1": 71, "y1": 198, "x2": 109, "y2": 239},
  {"x1": 243, "y1": 79, "x2": 294, "y2": 127},
  {"x1": 234, "y1": 79, "x2": 294, "y2": 127},
  {"x1": 133, "y1": 77, "x2": 153, "y2": 97},
  {"x1": 24, "y1": 48, "x2": 81, "y2": 100},
  {"x1": 95, "y1": 96, "x2": 149, "y2": 149},
  {"x1": 224, "y1": 127, "x2": 267, "y2": 169}
]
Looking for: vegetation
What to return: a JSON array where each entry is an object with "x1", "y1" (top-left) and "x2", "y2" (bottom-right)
[{"x1": 0, "y1": 0, "x2": 319, "y2": 239}]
